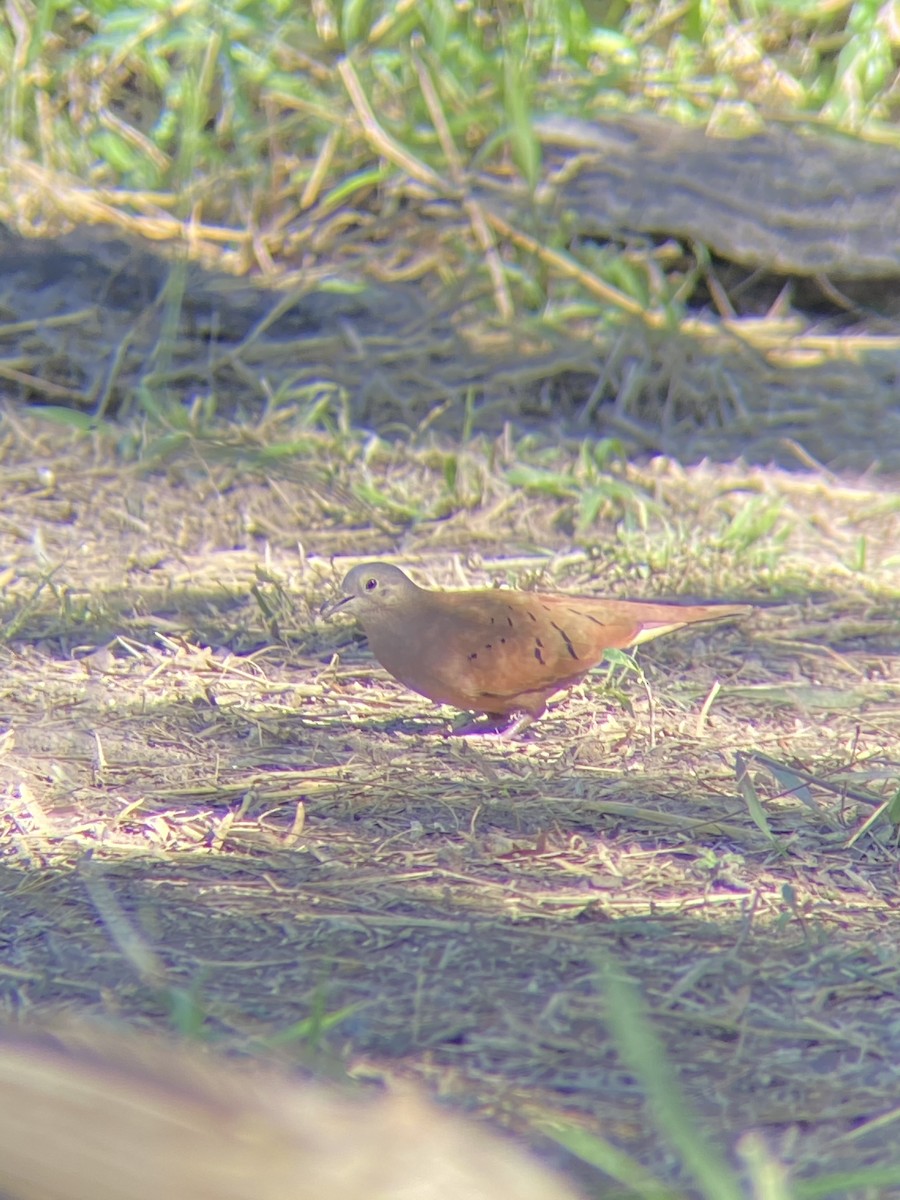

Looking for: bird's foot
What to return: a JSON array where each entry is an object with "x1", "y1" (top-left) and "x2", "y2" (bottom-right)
[{"x1": 448, "y1": 712, "x2": 537, "y2": 739}]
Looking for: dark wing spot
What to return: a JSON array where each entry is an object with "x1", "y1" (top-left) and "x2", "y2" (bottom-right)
[
  {"x1": 484, "y1": 643, "x2": 493, "y2": 650},
  {"x1": 568, "y1": 606, "x2": 604, "y2": 627},
  {"x1": 468, "y1": 652, "x2": 478, "y2": 661},
  {"x1": 500, "y1": 637, "x2": 506, "y2": 644},
  {"x1": 527, "y1": 610, "x2": 537, "y2": 622},
  {"x1": 551, "y1": 621, "x2": 580, "y2": 661},
  {"x1": 534, "y1": 645, "x2": 545, "y2": 665}
]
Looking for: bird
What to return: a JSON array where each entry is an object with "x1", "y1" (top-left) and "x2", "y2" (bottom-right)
[{"x1": 324, "y1": 562, "x2": 751, "y2": 737}]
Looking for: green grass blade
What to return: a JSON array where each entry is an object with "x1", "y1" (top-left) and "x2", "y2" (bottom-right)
[{"x1": 598, "y1": 953, "x2": 745, "y2": 1200}]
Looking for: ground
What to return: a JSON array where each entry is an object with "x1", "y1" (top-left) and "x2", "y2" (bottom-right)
[{"x1": 1, "y1": 409, "x2": 898, "y2": 1197}]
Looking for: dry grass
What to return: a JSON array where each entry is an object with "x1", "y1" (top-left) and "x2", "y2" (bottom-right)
[
  {"x1": 2, "y1": 7, "x2": 899, "y2": 1194},
  {"x1": 0, "y1": 411, "x2": 898, "y2": 1196},
  {"x1": 2, "y1": 222, "x2": 900, "y2": 479}
]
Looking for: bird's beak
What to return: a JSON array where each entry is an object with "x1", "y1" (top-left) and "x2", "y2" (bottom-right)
[{"x1": 321, "y1": 593, "x2": 354, "y2": 620}]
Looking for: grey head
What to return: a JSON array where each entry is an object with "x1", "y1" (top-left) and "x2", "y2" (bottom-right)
[{"x1": 323, "y1": 562, "x2": 420, "y2": 619}]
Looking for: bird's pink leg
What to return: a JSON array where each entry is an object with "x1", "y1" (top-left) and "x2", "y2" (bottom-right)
[{"x1": 448, "y1": 711, "x2": 539, "y2": 739}]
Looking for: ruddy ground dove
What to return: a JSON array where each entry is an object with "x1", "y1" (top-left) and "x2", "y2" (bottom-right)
[{"x1": 325, "y1": 562, "x2": 751, "y2": 736}]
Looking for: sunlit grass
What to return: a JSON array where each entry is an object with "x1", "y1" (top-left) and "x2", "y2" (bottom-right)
[{"x1": 4, "y1": 2, "x2": 898, "y2": 240}]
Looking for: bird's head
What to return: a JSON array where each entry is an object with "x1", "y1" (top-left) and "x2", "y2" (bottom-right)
[{"x1": 322, "y1": 562, "x2": 419, "y2": 620}]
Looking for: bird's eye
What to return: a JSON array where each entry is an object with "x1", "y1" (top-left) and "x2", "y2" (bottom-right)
[{"x1": 364, "y1": 577, "x2": 378, "y2": 591}]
